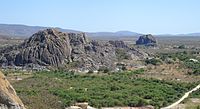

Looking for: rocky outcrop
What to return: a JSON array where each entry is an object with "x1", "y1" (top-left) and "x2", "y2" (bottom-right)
[
  {"x1": 136, "y1": 34, "x2": 157, "y2": 46},
  {"x1": 108, "y1": 40, "x2": 128, "y2": 48},
  {"x1": 0, "y1": 71, "x2": 25, "y2": 109},
  {"x1": 69, "y1": 33, "x2": 88, "y2": 46},
  {"x1": 0, "y1": 29, "x2": 72, "y2": 67},
  {"x1": 0, "y1": 29, "x2": 148, "y2": 70}
]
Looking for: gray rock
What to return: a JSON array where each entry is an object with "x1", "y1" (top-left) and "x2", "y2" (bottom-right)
[
  {"x1": 108, "y1": 40, "x2": 128, "y2": 48},
  {"x1": 0, "y1": 29, "x2": 148, "y2": 70},
  {"x1": 1, "y1": 29, "x2": 72, "y2": 67},
  {"x1": 136, "y1": 34, "x2": 157, "y2": 46}
]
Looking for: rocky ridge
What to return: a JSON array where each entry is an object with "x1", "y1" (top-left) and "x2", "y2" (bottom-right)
[
  {"x1": 0, "y1": 29, "x2": 148, "y2": 71},
  {"x1": 0, "y1": 71, "x2": 25, "y2": 109}
]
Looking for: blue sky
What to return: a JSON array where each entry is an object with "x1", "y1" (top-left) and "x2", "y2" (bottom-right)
[{"x1": 0, "y1": 0, "x2": 200, "y2": 34}]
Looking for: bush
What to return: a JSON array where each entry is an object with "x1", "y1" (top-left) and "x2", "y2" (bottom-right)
[
  {"x1": 178, "y1": 45, "x2": 186, "y2": 49},
  {"x1": 88, "y1": 70, "x2": 93, "y2": 74},
  {"x1": 145, "y1": 58, "x2": 161, "y2": 65},
  {"x1": 121, "y1": 66, "x2": 127, "y2": 71},
  {"x1": 116, "y1": 48, "x2": 129, "y2": 60},
  {"x1": 98, "y1": 67, "x2": 110, "y2": 73},
  {"x1": 192, "y1": 69, "x2": 200, "y2": 75}
]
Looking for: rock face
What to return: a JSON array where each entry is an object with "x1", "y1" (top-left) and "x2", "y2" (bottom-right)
[
  {"x1": 136, "y1": 34, "x2": 157, "y2": 46},
  {"x1": 0, "y1": 29, "x2": 72, "y2": 67},
  {"x1": 0, "y1": 29, "x2": 148, "y2": 70},
  {"x1": 0, "y1": 71, "x2": 25, "y2": 109}
]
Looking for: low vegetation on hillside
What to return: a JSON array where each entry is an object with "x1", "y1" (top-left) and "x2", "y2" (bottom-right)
[{"x1": 159, "y1": 51, "x2": 200, "y2": 75}]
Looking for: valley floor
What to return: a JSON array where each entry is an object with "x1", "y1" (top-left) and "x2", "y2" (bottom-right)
[{"x1": 2, "y1": 69, "x2": 198, "y2": 109}]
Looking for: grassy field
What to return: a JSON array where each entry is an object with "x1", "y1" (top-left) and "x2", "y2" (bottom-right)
[{"x1": 11, "y1": 69, "x2": 198, "y2": 109}]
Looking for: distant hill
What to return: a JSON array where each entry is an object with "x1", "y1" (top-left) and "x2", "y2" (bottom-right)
[
  {"x1": 0, "y1": 24, "x2": 80, "y2": 38},
  {"x1": 176, "y1": 33, "x2": 200, "y2": 36},
  {"x1": 155, "y1": 33, "x2": 200, "y2": 37},
  {"x1": 0, "y1": 34, "x2": 11, "y2": 39},
  {"x1": 88, "y1": 31, "x2": 142, "y2": 37},
  {"x1": 0, "y1": 24, "x2": 142, "y2": 38},
  {"x1": 1, "y1": 23, "x2": 199, "y2": 38}
]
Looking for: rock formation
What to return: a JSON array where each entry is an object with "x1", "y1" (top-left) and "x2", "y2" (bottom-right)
[
  {"x1": 0, "y1": 29, "x2": 148, "y2": 70},
  {"x1": 136, "y1": 34, "x2": 157, "y2": 46},
  {"x1": 0, "y1": 29, "x2": 72, "y2": 67},
  {"x1": 0, "y1": 71, "x2": 25, "y2": 109}
]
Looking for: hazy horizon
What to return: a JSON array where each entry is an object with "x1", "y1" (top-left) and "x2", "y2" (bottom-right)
[{"x1": 0, "y1": 0, "x2": 200, "y2": 34}]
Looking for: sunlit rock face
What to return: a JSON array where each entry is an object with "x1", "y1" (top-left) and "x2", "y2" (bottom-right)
[{"x1": 0, "y1": 71, "x2": 25, "y2": 109}]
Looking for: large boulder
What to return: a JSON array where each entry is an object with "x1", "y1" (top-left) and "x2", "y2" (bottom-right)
[
  {"x1": 0, "y1": 29, "x2": 72, "y2": 67},
  {"x1": 0, "y1": 71, "x2": 25, "y2": 109},
  {"x1": 136, "y1": 34, "x2": 157, "y2": 46}
]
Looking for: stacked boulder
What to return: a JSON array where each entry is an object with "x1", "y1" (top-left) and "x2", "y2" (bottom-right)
[{"x1": 136, "y1": 34, "x2": 157, "y2": 46}]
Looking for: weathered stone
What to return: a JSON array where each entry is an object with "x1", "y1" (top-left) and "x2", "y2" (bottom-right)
[
  {"x1": 68, "y1": 33, "x2": 88, "y2": 46},
  {"x1": 0, "y1": 29, "x2": 148, "y2": 70},
  {"x1": 1, "y1": 29, "x2": 72, "y2": 67},
  {"x1": 0, "y1": 71, "x2": 25, "y2": 109},
  {"x1": 108, "y1": 40, "x2": 128, "y2": 48},
  {"x1": 136, "y1": 34, "x2": 157, "y2": 46}
]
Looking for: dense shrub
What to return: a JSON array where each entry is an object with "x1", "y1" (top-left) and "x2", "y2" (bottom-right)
[
  {"x1": 98, "y1": 66, "x2": 110, "y2": 73},
  {"x1": 178, "y1": 45, "x2": 186, "y2": 49},
  {"x1": 159, "y1": 52, "x2": 200, "y2": 75},
  {"x1": 145, "y1": 58, "x2": 161, "y2": 65},
  {"x1": 12, "y1": 69, "x2": 197, "y2": 109},
  {"x1": 116, "y1": 48, "x2": 129, "y2": 60},
  {"x1": 33, "y1": 69, "x2": 195, "y2": 108}
]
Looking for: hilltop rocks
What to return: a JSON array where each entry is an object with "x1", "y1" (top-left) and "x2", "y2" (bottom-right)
[
  {"x1": 136, "y1": 34, "x2": 157, "y2": 46},
  {"x1": 69, "y1": 33, "x2": 88, "y2": 46},
  {"x1": 0, "y1": 29, "x2": 148, "y2": 70},
  {"x1": 0, "y1": 71, "x2": 25, "y2": 109},
  {"x1": 108, "y1": 40, "x2": 128, "y2": 48},
  {"x1": 1, "y1": 29, "x2": 72, "y2": 67}
]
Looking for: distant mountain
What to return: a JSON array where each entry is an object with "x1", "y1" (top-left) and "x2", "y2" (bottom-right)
[
  {"x1": 0, "y1": 24, "x2": 142, "y2": 38},
  {"x1": 0, "y1": 24, "x2": 80, "y2": 38},
  {"x1": 1, "y1": 23, "x2": 199, "y2": 38},
  {"x1": 88, "y1": 31, "x2": 142, "y2": 37},
  {"x1": 177, "y1": 33, "x2": 200, "y2": 36},
  {"x1": 155, "y1": 33, "x2": 200, "y2": 37}
]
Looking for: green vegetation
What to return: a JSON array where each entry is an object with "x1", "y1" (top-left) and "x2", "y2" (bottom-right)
[
  {"x1": 159, "y1": 51, "x2": 193, "y2": 62},
  {"x1": 67, "y1": 61, "x2": 80, "y2": 68},
  {"x1": 178, "y1": 45, "x2": 186, "y2": 49},
  {"x1": 13, "y1": 69, "x2": 196, "y2": 109},
  {"x1": 145, "y1": 58, "x2": 161, "y2": 65},
  {"x1": 191, "y1": 90, "x2": 200, "y2": 98},
  {"x1": 159, "y1": 52, "x2": 200, "y2": 75},
  {"x1": 116, "y1": 48, "x2": 129, "y2": 60},
  {"x1": 189, "y1": 69, "x2": 200, "y2": 75},
  {"x1": 98, "y1": 66, "x2": 110, "y2": 73}
]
